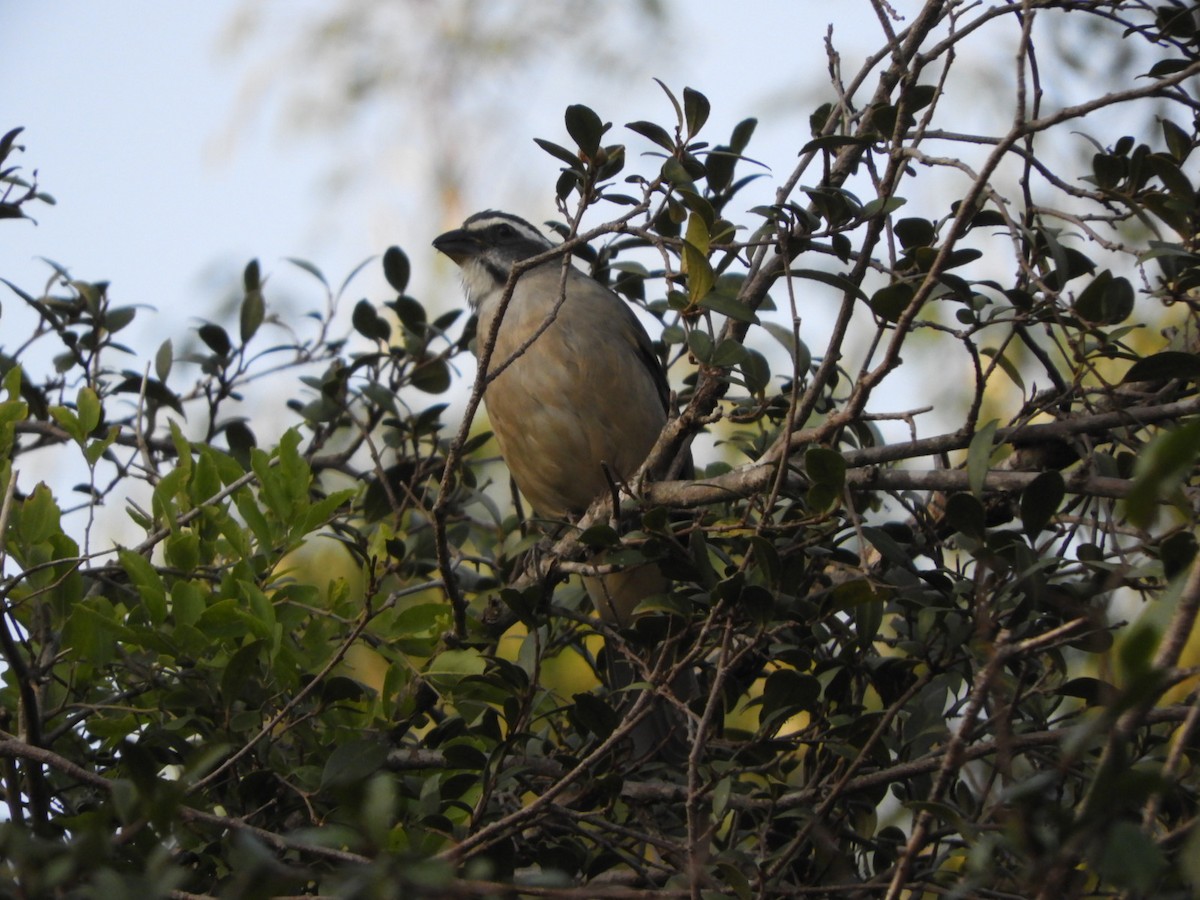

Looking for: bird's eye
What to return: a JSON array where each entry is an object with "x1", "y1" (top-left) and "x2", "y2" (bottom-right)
[{"x1": 494, "y1": 223, "x2": 516, "y2": 239}]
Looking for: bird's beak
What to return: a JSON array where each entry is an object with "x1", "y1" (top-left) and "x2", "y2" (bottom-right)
[{"x1": 432, "y1": 227, "x2": 481, "y2": 265}]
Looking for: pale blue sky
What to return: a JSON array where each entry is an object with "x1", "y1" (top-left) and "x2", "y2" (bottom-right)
[
  {"x1": 4, "y1": 3, "x2": 346, "y2": 340},
  {"x1": 4, "y1": 3, "x2": 876, "y2": 354}
]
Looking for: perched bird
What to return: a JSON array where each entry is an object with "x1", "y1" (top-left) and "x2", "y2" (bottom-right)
[{"x1": 433, "y1": 210, "x2": 691, "y2": 758}]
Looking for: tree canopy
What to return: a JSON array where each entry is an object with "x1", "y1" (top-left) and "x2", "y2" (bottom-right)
[{"x1": 4, "y1": 1, "x2": 1200, "y2": 897}]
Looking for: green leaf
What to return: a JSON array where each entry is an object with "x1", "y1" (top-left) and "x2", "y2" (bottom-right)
[
  {"x1": 682, "y1": 241, "x2": 715, "y2": 305},
  {"x1": 111, "y1": 374, "x2": 183, "y2": 415},
  {"x1": 1055, "y1": 677, "x2": 1118, "y2": 706},
  {"x1": 190, "y1": 447, "x2": 222, "y2": 505},
  {"x1": 389, "y1": 294, "x2": 428, "y2": 333},
  {"x1": 171, "y1": 580, "x2": 206, "y2": 627},
  {"x1": 945, "y1": 492, "x2": 986, "y2": 539},
  {"x1": 967, "y1": 419, "x2": 1000, "y2": 498},
  {"x1": 625, "y1": 120, "x2": 675, "y2": 151},
  {"x1": 153, "y1": 466, "x2": 187, "y2": 531},
  {"x1": 1148, "y1": 57, "x2": 1192, "y2": 77},
  {"x1": 63, "y1": 598, "x2": 131, "y2": 665},
  {"x1": 555, "y1": 168, "x2": 579, "y2": 200},
  {"x1": 411, "y1": 358, "x2": 451, "y2": 394},
  {"x1": 164, "y1": 530, "x2": 200, "y2": 572},
  {"x1": 710, "y1": 339, "x2": 747, "y2": 368},
  {"x1": 698, "y1": 290, "x2": 758, "y2": 324},
  {"x1": 683, "y1": 86, "x2": 711, "y2": 138},
  {"x1": 729, "y1": 117, "x2": 757, "y2": 154},
  {"x1": 907, "y1": 83, "x2": 939, "y2": 111},
  {"x1": 981, "y1": 346, "x2": 1027, "y2": 392},
  {"x1": 219, "y1": 640, "x2": 265, "y2": 709},
  {"x1": 225, "y1": 421, "x2": 256, "y2": 468},
  {"x1": 1161, "y1": 530, "x2": 1197, "y2": 580},
  {"x1": 382, "y1": 245, "x2": 410, "y2": 293},
  {"x1": 578, "y1": 524, "x2": 620, "y2": 548},
  {"x1": 243, "y1": 258, "x2": 261, "y2": 293},
  {"x1": 870, "y1": 282, "x2": 914, "y2": 323},
  {"x1": 1074, "y1": 269, "x2": 1135, "y2": 325},
  {"x1": 49, "y1": 405, "x2": 82, "y2": 444},
  {"x1": 564, "y1": 104, "x2": 605, "y2": 157},
  {"x1": 118, "y1": 549, "x2": 168, "y2": 626},
  {"x1": 103, "y1": 306, "x2": 136, "y2": 333},
  {"x1": 19, "y1": 483, "x2": 61, "y2": 545},
  {"x1": 1161, "y1": 117, "x2": 1192, "y2": 162},
  {"x1": 687, "y1": 329, "x2": 713, "y2": 363},
  {"x1": 239, "y1": 580, "x2": 277, "y2": 639},
  {"x1": 1091, "y1": 820, "x2": 1166, "y2": 893},
  {"x1": 805, "y1": 447, "x2": 846, "y2": 488},
  {"x1": 653, "y1": 77, "x2": 684, "y2": 130},
  {"x1": 286, "y1": 256, "x2": 329, "y2": 288},
  {"x1": 0, "y1": 127, "x2": 23, "y2": 164},
  {"x1": 862, "y1": 526, "x2": 914, "y2": 569},
  {"x1": 800, "y1": 134, "x2": 871, "y2": 154},
  {"x1": 155, "y1": 338, "x2": 173, "y2": 383},
  {"x1": 661, "y1": 157, "x2": 694, "y2": 187},
  {"x1": 571, "y1": 693, "x2": 618, "y2": 739},
  {"x1": 1122, "y1": 350, "x2": 1200, "y2": 384},
  {"x1": 1092, "y1": 151, "x2": 1126, "y2": 189},
  {"x1": 276, "y1": 428, "x2": 309, "y2": 507},
  {"x1": 197, "y1": 597, "x2": 272, "y2": 640},
  {"x1": 1020, "y1": 470, "x2": 1065, "y2": 538},
  {"x1": 77, "y1": 386, "x2": 101, "y2": 435},
  {"x1": 1127, "y1": 418, "x2": 1200, "y2": 528},
  {"x1": 761, "y1": 322, "x2": 811, "y2": 374},
  {"x1": 425, "y1": 648, "x2": 487, "y2": 684},
  {"x1": 352, "y1": 300, "x2": 390, "y2": 342},
  {"x1": 298, "y1": 489, "x2": 355, "y2": 538},
  {"x1": 235, "y1": 489, "x2": 274, "y2": 549},
  {"x1": 739, "y1": 348, "x2": 771, "y2": 394},
  {"x1": 852, "y1": 591, "x2": 883, "y2": 648},
  {"x1": 806, "y1": 481, "x2": 840, "y2": 513},
  {"x1": 533, "y1": 137, "x2": 580, "y2": 167},
  {"x1": 894, "y1": 217, "x2": 936, "y2": 249},
  {"x1": 240, "y1": 286, "x2": 264, "y2": 344},
  {"x1": 940, "y1": 247, "x2": 983, "y2": 270},
  {"x1": 198, "y1": 323, "x2": 232, "y2": 357},
  {"x1": 759, "y1": 670, "x2": 820, "y2": 729},
  {"x1": 808, "y1": 101, "x2": 834, "y2": 137},
  {"x1": 968, "y1": 209, "x2": 1006, "y2": 229},
  {"x1": 680, "y1": 190, "x2": 716, "y2": 227},
  {"x1": 3, "y1": 365, "x2": 24, "y2": 401},
  {"x1": 252, "y1": 453, "x2": 290, "y2": 526},
  {"x1": 85, "y1": 425, "x2": 120, "y2": 467},
  {"x1": 860, "y1": 195, "x2": 906, "y2": 220}
]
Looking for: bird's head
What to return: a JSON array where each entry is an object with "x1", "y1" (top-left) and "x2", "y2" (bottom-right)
[{"x1": 432, "y1": 210, "x2": 555, "y2": 308}]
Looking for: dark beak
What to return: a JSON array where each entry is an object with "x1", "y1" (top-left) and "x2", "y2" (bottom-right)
[{"x1": 432, "y1": 227, "x2": 481, "y2": 264}]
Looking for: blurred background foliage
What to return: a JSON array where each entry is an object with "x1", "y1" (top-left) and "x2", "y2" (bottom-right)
[{"x1": 3, "y1": 2, "x2": 1200, "y2": 898}]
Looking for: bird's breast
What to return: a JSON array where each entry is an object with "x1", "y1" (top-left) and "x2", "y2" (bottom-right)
[{"x1": 477, "y1": 287, "x2": 666, "y2": 518}]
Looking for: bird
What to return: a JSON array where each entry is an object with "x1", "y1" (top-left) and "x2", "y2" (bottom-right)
[{"x1": 433, "y1": 209, "x2": 692, "y2": 759}]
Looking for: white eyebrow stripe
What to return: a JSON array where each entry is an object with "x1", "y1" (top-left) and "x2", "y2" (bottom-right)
[{"x1": 462, "y1": 211, "x2": 552, "y2": 247}]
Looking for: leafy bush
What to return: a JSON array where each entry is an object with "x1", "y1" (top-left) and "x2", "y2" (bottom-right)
[{"x1": 4, "y1": 2, "x2": 1200, "y2": 897}]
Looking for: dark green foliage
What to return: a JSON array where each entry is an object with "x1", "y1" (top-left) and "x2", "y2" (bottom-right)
[{"x1": 4, "y1": 3, "x2": 1200, "y2": 898}]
